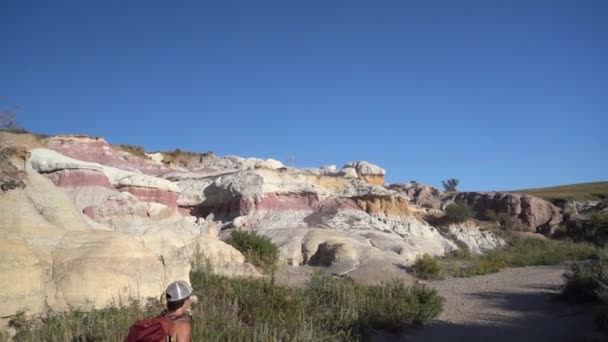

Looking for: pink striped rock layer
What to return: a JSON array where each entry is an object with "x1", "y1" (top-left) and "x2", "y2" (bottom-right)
[
  {"x1": 43, "y1": 169, "x2": 178, "y2": 208},
  {"x1": 43, "y1": 169, "x2": 113, "y2": 189},
  {"x1": 118, "y1": 186, "x2": 178, "y2": 208},
  {"x1": 46, "y1": 136, "x2": 170, "y2": 176},
  {"x1": 184, "y1": 192, "x2": 411, "y2": 221},
  {"x1": 186, "y1": 193, "x2": 321, "y2": 219}
]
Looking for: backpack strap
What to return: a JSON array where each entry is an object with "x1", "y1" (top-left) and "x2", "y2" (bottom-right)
[
  {"x1": 162, "y1": 311, "x2": 190, "y2": 322},
  {"x1": 167, "y1": 314, "x2": 190, "y2": 322}
]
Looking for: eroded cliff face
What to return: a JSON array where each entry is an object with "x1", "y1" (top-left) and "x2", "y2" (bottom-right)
[
  {"x1": 171, "y1": 165, "x2": 459, "y2": 281},
  {"x1": 0, "y1": 142, "x2": 258, "y2": 319},
  {"x1": 0, "y1": 146, "x2": 27, "y2": 191},
  {"x1": 0, "y1": 132, "x2": 512, "y2": 317},
  {"x1": 449, "y1": 192, "x2": 563, "y2": 233}
]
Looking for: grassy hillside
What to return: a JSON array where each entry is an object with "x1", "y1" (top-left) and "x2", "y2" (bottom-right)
[{"x1": 510, "y1": 182, "x2": 608, "y2": 201}]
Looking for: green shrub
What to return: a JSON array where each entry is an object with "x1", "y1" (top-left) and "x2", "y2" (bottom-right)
[
  {"x1": 307, "y1": 272, "x2": 443, "y2": 338},
  {"x1": 468, "y1": 258, "x2": 506, "y2": 276},
  {"x1": 190, "y1": 265, "x2": 310, "y2": 340},
  {"x1": 560, "y1": 213, "x2": 608, "y2": 247},
  {"x1": 590, "y1": 213, "x2": 608, "y2": 247},
  {"x1": 360, "y1": 282, "x2": 443, "y2": 332},
  {"x1": 305, "y1": 273, "x2": 362, "y2": 338},
  {"x1": 561, "y1": 257, "x2": 608, "y2": 332},
  {"x1": 444, "y1": 202, "x2": 475, "y2": 223},
  {"x1": 561, "y1": 261, "x2": 602, "y2": 302},
  {"x1": 444, "y1": 257, "x2": 505, "y2": 278},
  {"x1": 413, "y1": 254, "x2": 442, "y2": 280},
  {"x1": 448, "y1": 246, "x2": 472, "y2": 259},
  {"x1": 486, "y1": 210, "x2": 525, "y2": 231},
  {"x1": 421, "y1": 203, "x2": 434, "y2": 209},
  {"x1": 225, "y1": 230, "x2": 279, "y2": 273}
]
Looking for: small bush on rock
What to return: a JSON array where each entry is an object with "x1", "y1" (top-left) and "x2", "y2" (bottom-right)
[
  {"x1": 486, "y1": 209, "x2": 525, "y2": 231},
  {"x1": 225, "y1": 230, "x2": 279, "y2": 273},
  {"x1": 444, "y1": 202, "x2": 475, "y2": 223}
]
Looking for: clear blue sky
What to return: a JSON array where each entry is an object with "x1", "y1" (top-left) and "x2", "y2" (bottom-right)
[{"x1": 1, "y1": 1, "x2": 606, "y2": 191}]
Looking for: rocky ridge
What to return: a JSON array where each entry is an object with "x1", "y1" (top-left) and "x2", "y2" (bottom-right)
[{"x1": 2, "y1": 132, "x2": 580, "y2": 320}]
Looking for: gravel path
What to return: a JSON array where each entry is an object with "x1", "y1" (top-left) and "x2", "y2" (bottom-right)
[{"x1": 402, "y1": 266, "x2": 602, "y2": 342}]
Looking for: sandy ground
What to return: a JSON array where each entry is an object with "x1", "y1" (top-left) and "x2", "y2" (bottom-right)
[{"x1": 401, "y1": 266, "x2": 602, "y2": 342}]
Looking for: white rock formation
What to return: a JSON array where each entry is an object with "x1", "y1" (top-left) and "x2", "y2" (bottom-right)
[
  {"x1": 344, "y1": 161, "x2": 386, "y2": 176},
  {"x1": 445, "y1": 221, "x2": 505, "y2": 254},
  {"x1": 30, "y1": 148, "x2": 180, "y2": 192}
]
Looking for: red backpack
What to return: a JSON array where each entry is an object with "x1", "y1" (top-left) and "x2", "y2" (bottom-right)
[{"x1": 125, "y1": 315, "x2": 174, "y2": 342}]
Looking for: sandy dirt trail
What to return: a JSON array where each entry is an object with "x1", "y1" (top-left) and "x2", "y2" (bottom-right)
[{"x1": 401, "y1": 266, "x2": 601, "y2": 342}]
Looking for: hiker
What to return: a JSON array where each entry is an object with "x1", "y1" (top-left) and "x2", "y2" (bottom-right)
[
  {"x1": 163, "y1": 280, "x2": 193, "y2": 341},
  {"x1": 126, "y1": 280, "x2": 194, "y2": 342}
]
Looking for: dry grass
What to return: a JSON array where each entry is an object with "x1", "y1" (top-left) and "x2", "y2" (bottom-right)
[
  {"x1": 510, "y1": 182, "x2": 608, "y2": 201},
  {"x1": 2, "y1": 270, "x2": 444, "y2": 341},
  {"x1": 437, "y1": 237, "x2": 598, "y2": 278},
  {"x1": 116, "y1": 144, "x2": 149, "y2": 159}
]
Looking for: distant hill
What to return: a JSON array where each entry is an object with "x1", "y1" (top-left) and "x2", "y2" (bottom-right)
[{"x1": 510, "y1": 182, "x2": 608, "y2": 201}]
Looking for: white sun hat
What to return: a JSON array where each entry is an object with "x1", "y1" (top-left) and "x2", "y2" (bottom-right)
[{"x1": 165, "y1": 280, "x2": 193, "y2": 302}]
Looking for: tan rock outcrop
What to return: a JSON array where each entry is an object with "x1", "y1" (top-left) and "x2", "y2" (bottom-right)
[
  {"x1": 451, "y1": 192, "x2": 563, "y2": 233},
  {"x1": 353, "y1": 194, "x2": 411, "y2": 216},
  {"x1": 344, "y1": 161, "x2": 386, "y2": 186},
  {"x1": 387, "y1": 182, "x2": 443, "y2": 208},
  {"x1": 0, "y1": 238, "x2": 46, "y2": 317},
  {"x1": 50, "y1": 231, "x2": 167, "y2": 310},
  {"x1": 0, "y1": 149, "x2": 256, "y2": 318}
]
